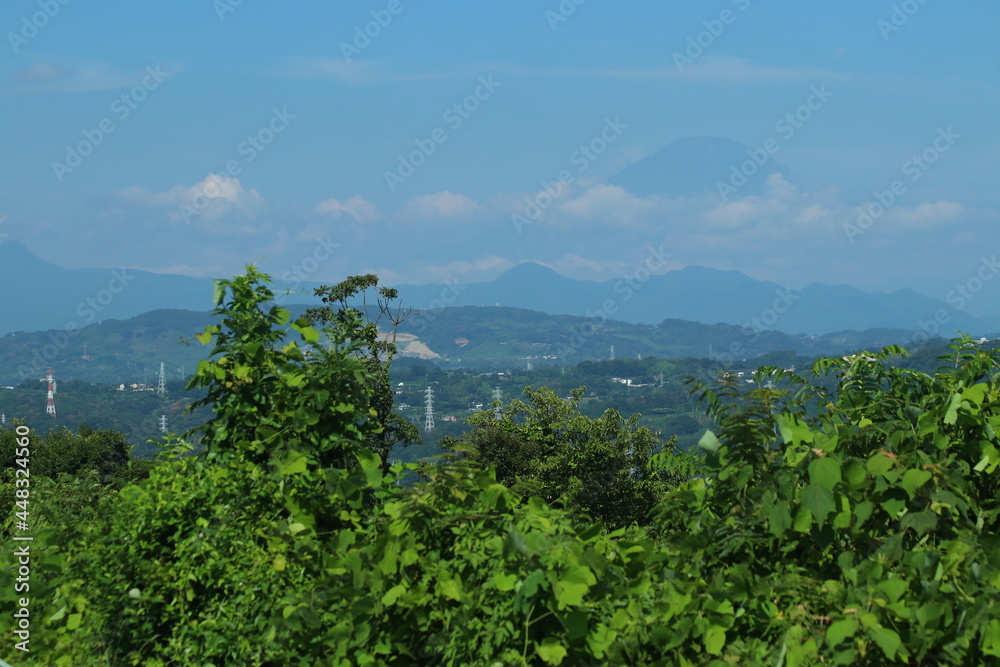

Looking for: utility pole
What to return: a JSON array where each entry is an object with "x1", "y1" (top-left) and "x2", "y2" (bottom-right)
[
  {"x1": 45, "y1": 368, "x2": 56, "y2": 417},
  {"x1": 424, "y1": 386, "x2": 435, "y2": 432},
  {"x1": 157, "y1": 362, "x2": 167, "y2": 398}
]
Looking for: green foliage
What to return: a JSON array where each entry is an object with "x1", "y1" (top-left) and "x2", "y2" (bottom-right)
[
  {"x1": 306, "y1": 273, "x2": 421, "y2": 468},
  {"x1": 444, "y1": 385, "x2": 685, "y2": 528},
  {"x1": 0, "y1": 422, "x2": 151, "y2": 485},
  {"x1": 653, "y1": 334, "x2": 1000, "y2": 664}
]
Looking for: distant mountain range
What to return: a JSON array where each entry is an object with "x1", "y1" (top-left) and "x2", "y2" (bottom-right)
[
  {"x1": 0, "y1": 304, "x2": 946, "y2": 387},
  {"x1": 1, "y1": 239, "x2": 994, "y2": 337},
  {"x1": 398, "y1": 262, "x2": 993, "y2": 337}
]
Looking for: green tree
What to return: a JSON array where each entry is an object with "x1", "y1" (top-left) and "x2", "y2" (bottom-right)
[
  {"x1": 446, "y1": 385, "x2": 684, "y2": 527},
  {"x1": 305, "y1": 274, "x2": 420, "y2": 468}
]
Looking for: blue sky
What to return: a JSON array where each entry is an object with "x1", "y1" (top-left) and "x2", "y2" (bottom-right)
[{"x1": 1, "y1": 1, "x2": 998, "y2": 313}]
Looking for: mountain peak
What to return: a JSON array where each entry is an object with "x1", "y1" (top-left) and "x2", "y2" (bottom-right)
[
  {"x1": 606, "y1": 135, "x2": 797, "y2": 199},
  {"x1": 496, "y1": 262, "x2": 566, "y2": 282},
  {"x1": 0, "y1": 240, "x2": 56, "y2": 272}
]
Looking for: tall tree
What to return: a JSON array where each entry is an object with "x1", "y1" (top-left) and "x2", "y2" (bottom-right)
[{"x1": 305, "y1": 274, "x2": 420, "y2": 467}]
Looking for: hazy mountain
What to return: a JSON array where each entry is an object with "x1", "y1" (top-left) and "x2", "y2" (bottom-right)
[
  {"x1": 0, "y1": 241, "x2": 216, "y2": 333},
  {"x1": 399, "y1": 262, "x2": 991, "y2": 337},
  {"x1": 0, "y1": 241, "x2": 325, "y2": 333},
  {"x1": 2, "y1": 241, "x2": 992, "y2": 338},
  {"x1": 606, "y1": 136, "x2": 800, "y2": 199}
]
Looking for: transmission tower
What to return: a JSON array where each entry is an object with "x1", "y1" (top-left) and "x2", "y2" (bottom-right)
[
  {"x1": 526, "y1": 358, "x2": 533, "y2": 372},
  {"x1": 610, "y1": 345, "x2": 615, "y2": 361},
  {"x1": 159, "y1": 415, "x2": 168, "y2": 433},
  {"x1": 424, "y1": 386, "x2": 435, "y2": 432},
  {"x1": 157, "y1": 362, "x2": 167, "y2": 397},
  {"x1": 45, "y1": 367, "x2": 56, "y2": 417},
  {"x1": 493, "y1": 387, "x2": 503, "y2": 420}
]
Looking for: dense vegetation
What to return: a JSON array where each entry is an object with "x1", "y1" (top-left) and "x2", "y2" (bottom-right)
[{"x1": 3, "y1": 267, "x2": 1000, "y2": 664}]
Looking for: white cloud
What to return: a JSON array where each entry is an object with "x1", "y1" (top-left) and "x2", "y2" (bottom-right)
[
  {"x1": 116, "y1": 174, "x2": 266, "y2": 224},
  {"x1": 8, "y1": 62, "x2": 69, "y2": 83},
  {"x1": 278, "y1": 57, "x2": 452, "y2": 83},
  {"x1": 316, "y1": 195, "x2": 380, "y2": 222},
  {"x1": 401, "y1": 191, "x2": 479, "y2": 219},
  {"x1": 794, "y1": 203, "x2": 831, "y2": 225},
  {"x1": 557, "y1": 185, "x2": 661, "y2": 227},
  {"x1": 593, "y1": 56, "x2": 846, "y2": 84},
  {"x1": 3, "y1": 62, "x2": 179, "y2": 95},
  {"x1": 890, "y1": 201, "x2": 967, "y2": 227}
]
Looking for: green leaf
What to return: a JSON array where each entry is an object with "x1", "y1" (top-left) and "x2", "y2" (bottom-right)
[
  {"x1": 493, "y1": 573, "x2": 518, "y2": 592},
  {"x1": 278, "y1": 450, "x2": 308, "y2": 475},
  {"x1": 66, "y1": 613, "x2": 82, "y2": 631},
  {"x1": 698, "y1": 430, "x2": 721, "y2": 453},
  {"x1": 944, "y1": 392, "x2": 961, "y2": 424},
  {"x1": 961, "y1": 382, "x2": 990, "y2": 407},
  {"x1": 554, "y1": 565, "x2": 596, "y2": 609},
  {"x1": 876, "y1": 578, "x2": 907, "y2": 602},
  {"x1": 802, "y1": 483, "x2": 837, "y2": 524},
  {"x1": 867, "y1": 453, "x2": 895, "y2": 477},
  {"x1": 212, "y1": 279, "x2": 226, "y2": 306},
  {"x1": 381, "y1": 584, "x2": 406, "y2": 607},
  {"x1": 438, "y1": 578, "x2": 462, "y2": 601},
  {"x1": 900, "y1": 468, "x2": 932, "y2": 498},
  {"x1": 900, "y1": 509, "x2": 937, "y2": 535},
  {"x1": 808, "y1": 457, "x2": 842, "y2": 490},
  {"x1": 793, "y1": 506, "x2": 813, "y2": 532},
  {"x1": 768, "y1": 501, "x2": 792, "y2": 537},
  {"x1": 825, "y1": 617, "x2": 857, "y2": 647},
  {"x1": 536, "y1": 638, "x2": 568, "y2": 665},
  {"x1": 982, "y1": 619, "x2": 1000, "y2": 657},
  {"x1": 870, "y1": 625, "x2": 901, "y2": 660},
  {"x1": 704, "y1": 625, "x2": 726, "y2": 655},
  {"x1": 777, "y1": 414, "x2": 814, "y2": 446}
]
